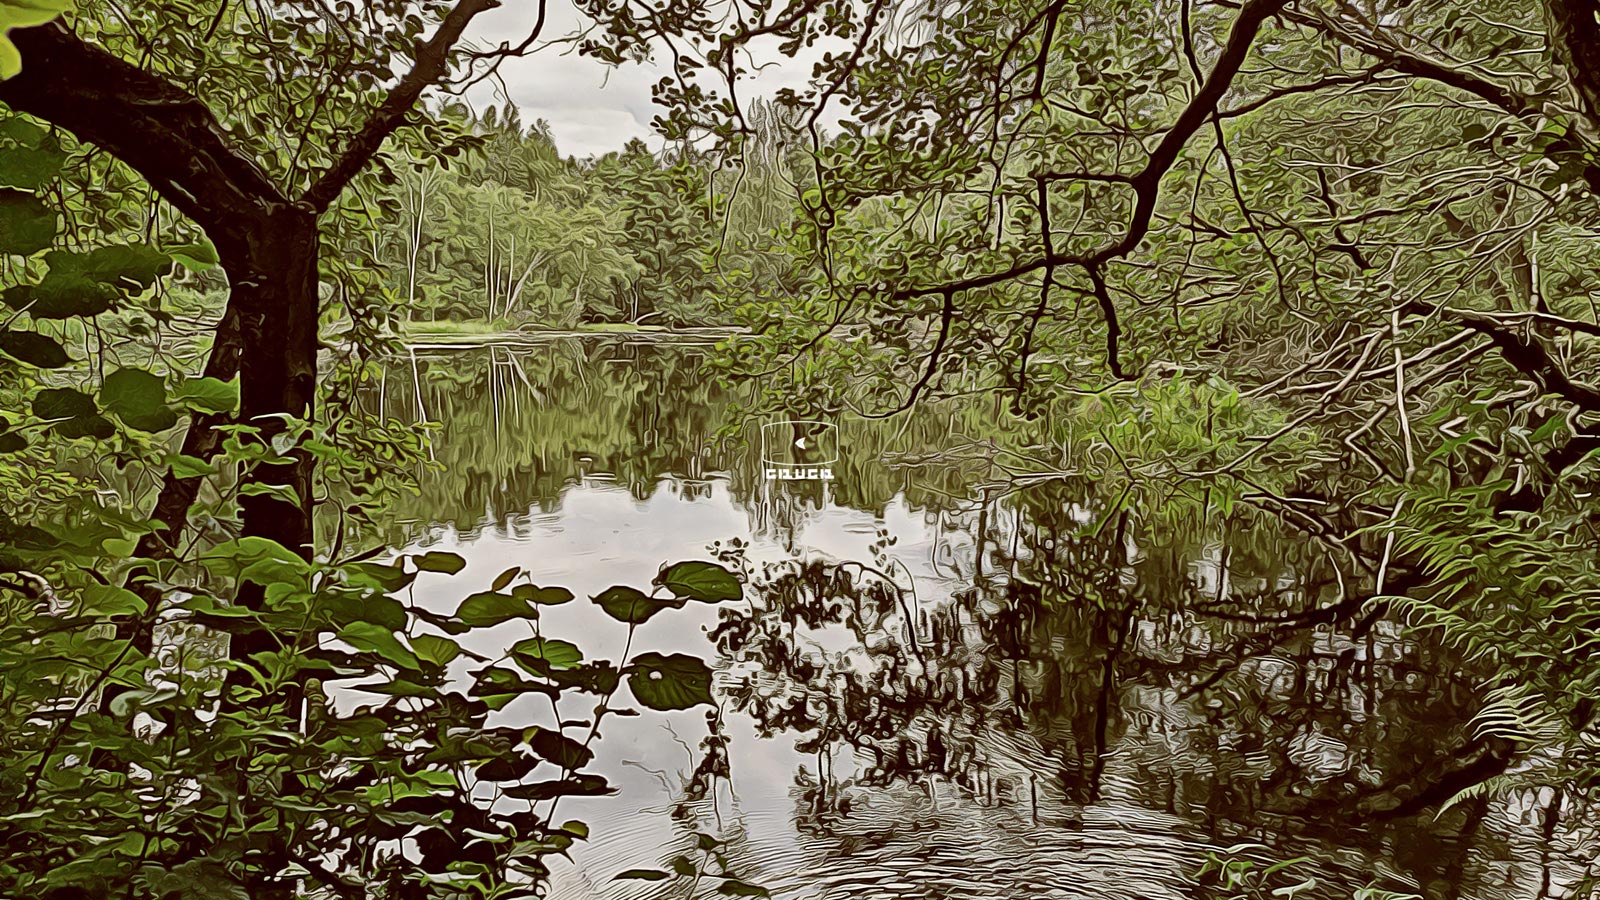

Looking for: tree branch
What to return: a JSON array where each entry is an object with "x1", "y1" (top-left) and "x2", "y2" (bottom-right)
[
  {"x1": 0, "y1": 22, "x2": 284, "y2": 242},
  {"x1": 301, "y1": 0, "x2": 501, "y2": 211},
  {"x1": 1408, "y1": 301, "x2": 1600, "y2": 413},
  {"x1": 891, "y1": 0, "x2": 1292, "y2": 378}
]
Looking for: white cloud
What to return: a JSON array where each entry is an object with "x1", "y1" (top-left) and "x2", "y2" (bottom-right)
[{"x1": 461, "y1": 0, "x2": 845, "y2": 159}]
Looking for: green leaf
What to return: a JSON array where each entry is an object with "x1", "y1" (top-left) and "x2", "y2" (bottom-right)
[
  {"x1": 527, "y1": 725, "x2": 593, "y2": 769},
  {"x1": 52, "y1": 413, "x2": 113, "y2": 439},
  {"x1": 0, "y1": 187, "x2": 54, "y2": 254},
  {"x1": 81, "y1": 583, "x2": 145, "y2": 616},
  {"x1": 0, "y1": 143, "x2": 66, "y2": 189},
  {"x1": 626, "y1": 652, "x2": 714, "y2": 710},
  {"x1": 615, "y1": 869, "x2": 671, "y2": 882},
  {"x1": 0, "y1": 329, "x2": 67, "y2": 367},
  {"x1": 172, "y1": 376, "x2": 238, "y2": 414},
  {"x1": 237, "y1": 481, "x2": 299, "y2": 505},
  {"x1": 510, "y1": 636, "x2": 582, "y2": 672},
  {"x1": 0, "y1": 0, "x2": 73, "y2": 79},
  {"x1": 108, "y1": 687, "x2": 179, "y2": 718},
  {"x1": 101, "y1": 366, "x2": 176, "y2": 432},
  {"x1": 168, "y1": 453, "x2": 212, "y2": 479},
  {"x1": 0, "y1": 512, "x2": 57, "y2": 550},
  {"x1": 500, "y1": 773, "x2": 612, "y2": 801},
  {"x1": 202, "y1": 536, "x2": 311, "y2": 580},
  {"x1": 491, "y1": 565, "x2": 520, "y2": 591},
  {"x1": 338, "y1": 621, "x2": 422, "y2": 670},
  {"x1": 411, "y1": 633, "x2": 462, "y2": 668},
  {"x1": 513, "y1": 584, "x2": 574, "y2": 605},
  {"x1": 471, "y1": 665, "x2": 557, "y2": 707},
  {"x1": 351, "y1": 560, "x2": 414, "y2": 592},
  {"x1": 656, "y1": 560, "x2": 741, "y2": 603},
  {"x1": 45, "y1": 244, "x2": 171, "y2": 291},
  {"x1": 0, "y1": 114, "x2": 47, "y2": 147},
  {"x1": 322, "y1": 592, "x2": 406, "y2": 631},
  {"x1": 719, "y1": 879, "x2": 771, "y2": 897},
  {"x1": 593, "y1": 585, "x2": 683, "y2": 623},
  {"x1": 32, "y1": 385, "x2": 95, "y2": 419},
  {"x1": 166, "y1": 238, "x2": 219, "y2": 272},
  {"x1": 414, "y1": 550, "x2": 465, "y2": 574},
  {"x1": 455, "y1": 591, "x2": 536, "y2": 627},
  {"x1": 1, "y1": 272, "x2": 117, "y2": 318}
]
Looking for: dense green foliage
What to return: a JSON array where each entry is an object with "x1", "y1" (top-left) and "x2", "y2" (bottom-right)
[{"x1": 360, "y1": 102, "x2": 808, "y2": 330}]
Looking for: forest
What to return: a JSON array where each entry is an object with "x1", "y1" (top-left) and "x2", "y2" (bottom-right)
[{"x1": 2, "y1": 0, "x2": 1600, "y2": 898}]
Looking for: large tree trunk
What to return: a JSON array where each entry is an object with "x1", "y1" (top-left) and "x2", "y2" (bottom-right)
[
  {"x1": 186, "y1": 203, "x2": 321, "y2": 672},
  {"x1": 228, "y1": 207, "x2": 320, "y2": 561}
]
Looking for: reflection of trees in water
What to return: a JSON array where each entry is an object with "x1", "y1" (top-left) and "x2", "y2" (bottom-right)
[
  {"x1": 711, "y1": 480, "x2": 1589, "y2": 899},
  {"x1": 361, "y1": 343, "x2": 735, "y2": 536},
  {"x1": 354, "y1": 344, "x2": 1595, "y2": 896},
  {"x1": 358, "y1": 341, "x2": 993, "y2": 542}
]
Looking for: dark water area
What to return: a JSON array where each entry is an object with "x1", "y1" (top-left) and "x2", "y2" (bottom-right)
[{"x1": 356, "y1": 339, "x2": 1588, "y2": 900}]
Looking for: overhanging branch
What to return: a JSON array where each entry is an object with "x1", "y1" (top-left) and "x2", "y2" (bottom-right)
[
  {"x1": 891, "y1": 0, "x2": 1293, "y2": 379},
  {"x1": 301, "y1": 0, "x2": 502, "y2": 211},
  {"x1": 0, "y1": 22, "x2": 284, "y2": 241}
]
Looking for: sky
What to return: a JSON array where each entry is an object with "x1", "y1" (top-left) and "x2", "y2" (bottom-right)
[{"x1": 461, "y1": 0, "x2": 834, "y2": 159}]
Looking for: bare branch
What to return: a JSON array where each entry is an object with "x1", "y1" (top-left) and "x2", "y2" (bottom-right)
[{"x1": 301, "y1": 0, "x2": 502, "y2": 211}]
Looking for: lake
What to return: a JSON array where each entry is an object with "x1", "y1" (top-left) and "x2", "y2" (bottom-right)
[{"x1": 360, "y1": 338, "x2": 1579, "y2": 900}]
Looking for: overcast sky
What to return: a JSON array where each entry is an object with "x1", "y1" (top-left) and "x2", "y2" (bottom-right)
[{"x1": 461, "y1": 0, "x2": 833, "y2": 159}]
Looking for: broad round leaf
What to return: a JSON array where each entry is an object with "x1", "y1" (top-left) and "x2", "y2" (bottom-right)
[
  {"x1": 510, "y1": 636, "x2": 582, "y2": 673},
  {"x1": 172, "y1": 376, "x2": 238, "y2": 414},
  {"x1": 592, "y1": 585, "x2": 683, "y2": 623},
  {"x1": 52, "y1": 413, "x2": 113, "y2": 439},
  {"x1": 0, "y1": 143, "x2": 66, "y2": 190},
  {"x1": 1, "y1": 273, "x2": 118, "y2": 318},
  {"x1": 338, "y1": 621, "x2": 422, "y2": 670},
  {"x1": 0, "y1": 329, "x2": 67, "y2": 367},
  {"x1": 167, "y1": 453, "x2": 212, "y2": 479},
  {"x1": 101, "y1": 366, "x2": 176, "y2": 432},
  {"x1": 626, "y1": 652, "x2": 714, "y2": 710},
  {"x1": 527, "y1": 726, "x2": 593, "y2": 769},
  {"x1": 0, "y1": 0, "x2": 73, "y2": 79},
  {"x1": 0, "y1": 187, "x2": 55, "y2": 255},
  {"x1": 31, "y1": 386, "x2": 95, "y2": 420},
  {"x1": 45, "y1": 245, "x2": 171, "y2": 291},
  {"x1": 166, "y1": 238, "x2": 219, "y2": 272},
  {"x1": 455, "y1": 591, "x2": 536, "y2": 627},
  {"x1": 500, "y1": 773, "x2": 612, "y2": 801},
  {"x1": 656, "y1": 560, "x2": 741, "y2": 603},
  {"x1": 513, "y1": 584, "x2": 574, "y2": 605},
  {"x1": 413, "y1": 550, "x2": 466, "y2": 574},
  {"x1": 410, "y1": 633, "x2": 463, "y2": 668}
]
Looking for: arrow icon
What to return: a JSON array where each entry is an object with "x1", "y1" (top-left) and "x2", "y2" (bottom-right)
[{"x1": 795, "y1": 437, "x2": 808, "y2": 450}]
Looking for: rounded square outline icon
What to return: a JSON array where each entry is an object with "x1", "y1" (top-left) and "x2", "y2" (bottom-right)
[{"x1": 761, "y1": 420, "x2": 839, "y2": 468}]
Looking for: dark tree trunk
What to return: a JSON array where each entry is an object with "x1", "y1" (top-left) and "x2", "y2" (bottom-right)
[{"x1": 222, "y1": 206, "x2": 321, "y2": 658}]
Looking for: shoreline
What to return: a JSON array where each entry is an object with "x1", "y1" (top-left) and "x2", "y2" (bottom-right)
[{"x1": 391, "y1": 325, "x2": 747, "y2": 349}]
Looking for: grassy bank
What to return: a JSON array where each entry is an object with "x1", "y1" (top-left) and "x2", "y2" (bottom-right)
[{"x1": 398, "y1": 320, "x2": 681, "y2": 337}]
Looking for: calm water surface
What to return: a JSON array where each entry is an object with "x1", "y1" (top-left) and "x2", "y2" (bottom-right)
[{"x1": 360, "y1": 339, "x2": 1584, "y2": 900}]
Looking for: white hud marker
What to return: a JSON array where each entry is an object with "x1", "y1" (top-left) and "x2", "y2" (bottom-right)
[{"x1": 761, "y1": 420, "x2": 838, "y2": 481}]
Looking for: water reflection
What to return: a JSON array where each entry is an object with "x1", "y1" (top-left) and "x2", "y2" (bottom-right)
[{"x1": 362, "y1": 340, "x2": 1591, "y2": 900}]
